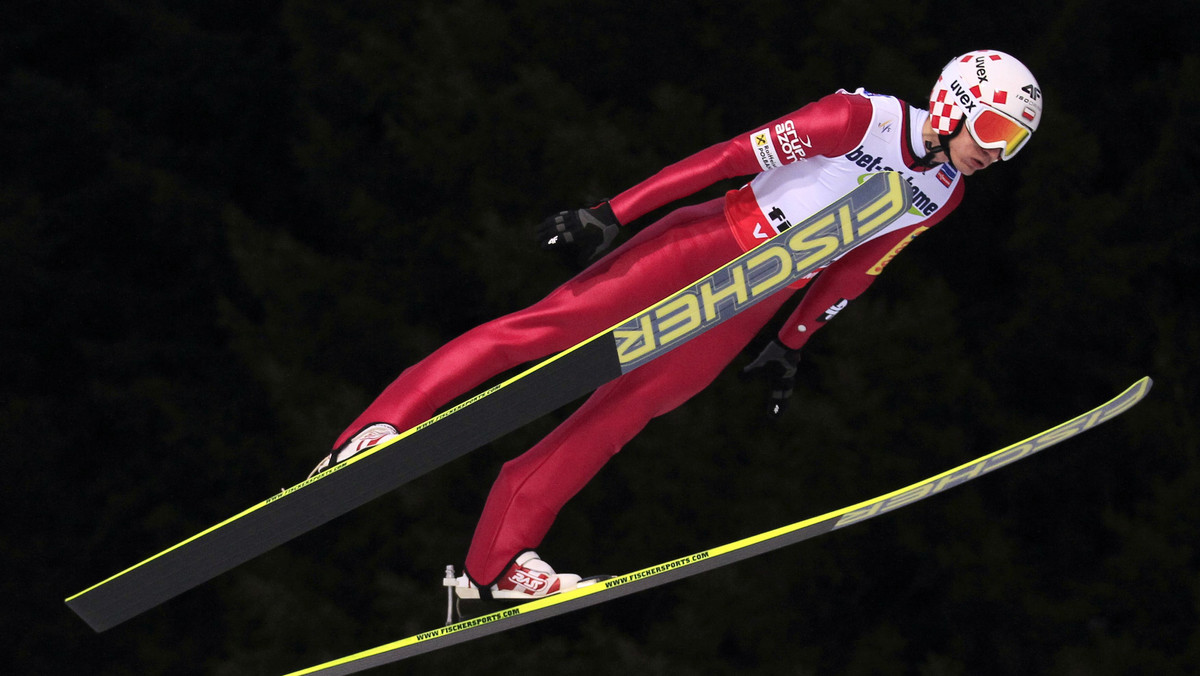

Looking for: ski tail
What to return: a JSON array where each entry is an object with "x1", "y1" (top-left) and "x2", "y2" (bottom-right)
[{"x1": 281, "y1": 377, "x2": 1152, "y2": 676}]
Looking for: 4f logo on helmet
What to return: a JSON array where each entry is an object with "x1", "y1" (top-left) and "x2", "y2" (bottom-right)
[{"x1": 1021, "y1": 84, "x2": 1042, "y2": 101}]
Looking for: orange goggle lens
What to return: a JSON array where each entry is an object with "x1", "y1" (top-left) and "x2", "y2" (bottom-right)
[{"x1": 968, "y1": 108, "x2": 1032, "y2": 160}]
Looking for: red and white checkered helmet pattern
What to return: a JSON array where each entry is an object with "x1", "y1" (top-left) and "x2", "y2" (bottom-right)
[{"x1": 929, "y1": 50, "x2": 1043, "y2": 138}]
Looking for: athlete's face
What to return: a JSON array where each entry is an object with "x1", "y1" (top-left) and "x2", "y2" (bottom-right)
[{"x1": 946, "y1": 130, "x2": 1002, "y2": 176}]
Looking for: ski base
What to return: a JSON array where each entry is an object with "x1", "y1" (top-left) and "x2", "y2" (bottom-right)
[{"x1": 281, "y1": 376, "x2": 1152, "y2": 676}]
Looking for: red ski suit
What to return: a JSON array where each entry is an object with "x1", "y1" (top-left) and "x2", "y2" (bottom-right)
[{"x1": 336, "y1": 89, "x2": 966, "y2": 584}]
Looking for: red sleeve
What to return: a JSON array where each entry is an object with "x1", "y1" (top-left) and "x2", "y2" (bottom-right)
[
  {"x1": 607, "y1": 92, "x2": 873, "y2": 224},
  {"x1": 776, "y1": 180, "x2": 966, "y2": 350}
]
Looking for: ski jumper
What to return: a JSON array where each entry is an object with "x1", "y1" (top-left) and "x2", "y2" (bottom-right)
[{"x1": 335, "y1": 89, "x2": 966, "y2": 585}]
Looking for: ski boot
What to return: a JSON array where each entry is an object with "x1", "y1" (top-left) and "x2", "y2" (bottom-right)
[
  {"x1": 307, "y1": 423, "x2": 398, "y2": 479},
  {"x1": 443, "y1": 551, "x2": 608, "y2": 624}
]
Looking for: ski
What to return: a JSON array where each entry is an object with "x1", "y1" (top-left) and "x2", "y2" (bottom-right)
[
  {"x1": 281, "y1": 376, "x2": 1152, "y2": 676},
  {"x1": 65, "y1": 172, "x2": 910, "y2": 632}
]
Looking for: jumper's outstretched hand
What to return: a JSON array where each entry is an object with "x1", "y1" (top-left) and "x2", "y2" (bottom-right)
[
  {"x1": 741, "y1": 339, "x2": 802, "y2": 419},
  {"x1": 536, "y1": 201, "x2": 620, "y2": 266}
]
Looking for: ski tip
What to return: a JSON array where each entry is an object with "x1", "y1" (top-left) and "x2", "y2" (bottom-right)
[{"x1": 1126, "y1": 375, "x2": 1153, "y2": 400}]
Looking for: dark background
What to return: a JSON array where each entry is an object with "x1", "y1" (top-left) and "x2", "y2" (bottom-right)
[{"x1": 6, "y1": 1, "x2": 1198, "y2": 674}]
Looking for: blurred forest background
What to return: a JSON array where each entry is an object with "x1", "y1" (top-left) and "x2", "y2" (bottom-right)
[{"x1": 5, "y1": 1, "x2": 1198, "y2": 674}]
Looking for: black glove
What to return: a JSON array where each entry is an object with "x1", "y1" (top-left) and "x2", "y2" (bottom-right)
[
  {"x1": 536, "y1": 201, "x2": 620, "y2": 266},
  {"x1": 741, "y1": 339, "x2": 801, "y2": 419}
]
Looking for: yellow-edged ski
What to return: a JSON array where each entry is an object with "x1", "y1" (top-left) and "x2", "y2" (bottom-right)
[{"x1": 282, "y1": 377, "x2": 1152, "y2": 676}]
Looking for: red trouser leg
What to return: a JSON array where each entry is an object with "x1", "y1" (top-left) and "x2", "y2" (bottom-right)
[
  {"x1": 333, "y1": 198, "x2": 734, "y2": 449},
  {"x1": 463, "y1": 270, "x2": 796, "y2": 584}
]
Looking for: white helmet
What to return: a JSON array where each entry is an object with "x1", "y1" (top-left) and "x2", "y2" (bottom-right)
[{"x1": 929, "y1": 50, "x2": 1043, "y2": 161}]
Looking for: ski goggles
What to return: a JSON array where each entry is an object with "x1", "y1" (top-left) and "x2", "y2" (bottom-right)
[{"x1": 966, "y1": 107, "x2": 1033, "y2": 160}]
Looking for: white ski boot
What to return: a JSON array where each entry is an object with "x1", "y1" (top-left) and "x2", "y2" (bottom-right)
[
  {"x1": 307, "y1": 423, "x2": 398, "y2": 479},
  {"x1": 449, "y1": 551, "x2": 582, "y2": 600},
  {"x1": 442, "y1": 553, "x2": 613, "y2": 624}
]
